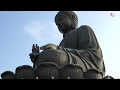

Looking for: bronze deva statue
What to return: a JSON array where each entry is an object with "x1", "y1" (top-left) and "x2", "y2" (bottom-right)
[{"x1": 29, "y1": 11, "x2": 106, "y2": 79}]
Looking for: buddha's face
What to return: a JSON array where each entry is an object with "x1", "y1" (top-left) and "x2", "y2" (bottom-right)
[{"x1": 55, "y1": 13, "x2": 72, "y2": 34}]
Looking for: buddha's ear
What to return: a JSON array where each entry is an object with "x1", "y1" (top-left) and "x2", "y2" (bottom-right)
[{"x1": 71, "y1": 19, "x2": 76, "y2": 29}]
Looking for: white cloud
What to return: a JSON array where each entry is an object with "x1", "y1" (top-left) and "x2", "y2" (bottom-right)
[{"x1": 24, "y1": 21, "x2": 63, "y2": 46}]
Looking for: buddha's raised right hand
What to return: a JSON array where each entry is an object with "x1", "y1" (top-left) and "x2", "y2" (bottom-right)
[
  {"x1": 29, "y1": 44, "x2": 39, "y2": 58},
  {"x1": 32, "y1": 44, "x2": 39, "y2": 53},
  {"x1": 29, "y1": 44, "x2": 40, "y2": 63}
]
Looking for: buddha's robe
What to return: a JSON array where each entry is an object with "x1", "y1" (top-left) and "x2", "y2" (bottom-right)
[{"x1": 35, "y1": 25, "x2": 105, "y2": 76}]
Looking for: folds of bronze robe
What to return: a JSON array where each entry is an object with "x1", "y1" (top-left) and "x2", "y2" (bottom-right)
[{"x1": 58, "y1": 25, "x2": 106, "y2": 76}]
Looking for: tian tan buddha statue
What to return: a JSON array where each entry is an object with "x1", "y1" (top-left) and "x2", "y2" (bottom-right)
[
  {"x1": 29, "y1": 11, "x2": 106, "y2": 79},
  {"x1": 0, "y1": 11, "x2": 106, "y2": 79}
]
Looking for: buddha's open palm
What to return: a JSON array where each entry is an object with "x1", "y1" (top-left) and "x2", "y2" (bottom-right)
[
  {"x1": 29, "y1": 44, "x2": 39, "y2": 58},
  {"x1": 32, "y1": 44, "x2": 39, "y2": 53}
]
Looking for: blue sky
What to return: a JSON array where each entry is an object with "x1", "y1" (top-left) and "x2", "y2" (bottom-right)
[{"x1": 0, "y1": 11, "x2": 120, "y2": 79}]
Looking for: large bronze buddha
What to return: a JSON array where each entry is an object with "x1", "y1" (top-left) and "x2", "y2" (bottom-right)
[{"x1": 29, "y1": 11, "x2": 106, "y2": 79}]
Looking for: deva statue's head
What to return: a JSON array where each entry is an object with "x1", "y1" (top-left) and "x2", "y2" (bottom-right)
[{"x1": 55, "y1": 11, "x2": 78, "y2": 34}]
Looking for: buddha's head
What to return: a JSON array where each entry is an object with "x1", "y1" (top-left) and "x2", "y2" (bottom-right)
[{"x1": 55, "y1": 11, "x2": 78, "y2": 34}]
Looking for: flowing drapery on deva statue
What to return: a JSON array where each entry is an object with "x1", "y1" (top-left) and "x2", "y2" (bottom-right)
[{"x1": 29, "y1": 11, "x2": 106, "y2": 79}]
